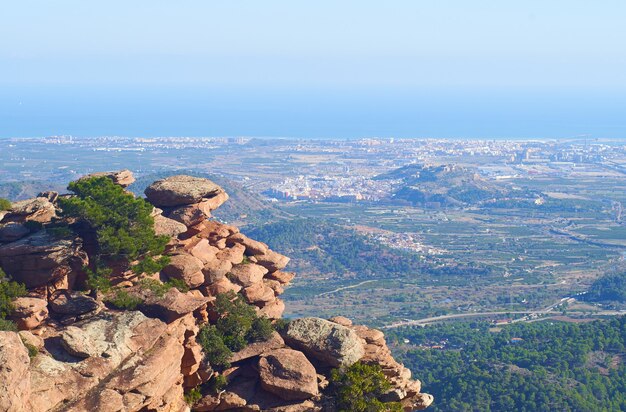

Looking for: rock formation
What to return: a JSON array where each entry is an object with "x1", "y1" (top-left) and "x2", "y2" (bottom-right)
[{"x1": 0, "y1": 171, "x2": 432, "y2": 412}]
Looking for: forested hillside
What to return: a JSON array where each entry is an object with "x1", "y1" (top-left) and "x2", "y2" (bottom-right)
[{"x1": 388, "y1": 318, "x2": 626, "y2": 411}]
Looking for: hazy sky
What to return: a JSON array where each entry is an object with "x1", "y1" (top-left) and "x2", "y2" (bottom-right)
[{"x1": 2, "y1": 1, "x2": 625, "y2": 138}]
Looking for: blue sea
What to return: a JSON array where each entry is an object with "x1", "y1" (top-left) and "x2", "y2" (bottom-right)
[{"x1": 1, "y1": 86, "x2": 625, "y2": 140}]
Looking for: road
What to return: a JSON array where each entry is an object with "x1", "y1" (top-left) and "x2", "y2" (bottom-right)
[{"x1": 317, "y1": 280, "x2": 377, "y2": 297}]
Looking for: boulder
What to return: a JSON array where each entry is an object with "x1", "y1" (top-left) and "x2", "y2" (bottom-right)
[
  {"x1": 18, "y1": 330, "x2": 44, "y2": 350},
  {"x1": 259, "y1": 299, "x2": 285, "y2": 319},
  {"x1": 241, "y1": 283, "x2": 276, "y2": 304},
  {"x1": 328, "y1": 316, "x2": 353, "y2": 327},
  {"x1": 258, "y1": 349, "x2": 318, "y2": 401},
  {"x1": 216, "y1": 243, "x2": 246, "y2": 265},
  {"x1": 202, "y1": 278, "x2": 241, "y2": 296},
  {"x1": 187, "y1": 238, "x2": 218, "y2": 264},
  {"x1": 144, "y1": 175, "x2": 223, "y2": 207},
  {"x1": 228, "y1": 263, "x2": 268, "y2": 287},
  {"x1": 161, "y1": 253, "x2": 205, "y2": 288},
  {"x1": 10, "y1": 297, "x2": 48, "y2": 330},
  {"x1": 266, "y1": 271, "x2": 295, "y2": 285},
  {"x1": 8, "y1": 197, "x2": 56, "y2": 223},
  {"x1": 60, "y1": 325, "x2": 99, "y2": 358},
  {"x1": 202, "y1": 259, "x2": 233, "y2": 284},
  {"x1": 284, "y1": 317, "x2": 364, "y2": 368},
  {"x1": 141, "y1": 288, "x2": 212, "y2": 323},
  {"x1": 153, "y1": 214, "x2": 187, "y2": 237},
  {"x1": 0, "y1": 222, "x2": 30, "y2": 242},
  {"x1": 226, "y1": 233, "x2": 269, "y2": 255},
  {"x1": 254, "y1": 250, "x2": 290, "y2": 272},
  {"x1": 0, "y1": 332, "x2": 31, "y2": 412},
  {"x1": 79, "y1": 169, "x2": 136, "y2": 187},
  {"x1": 197, "y1": 190, "x2": 229, "y2": 212},
  {"x1": 0, "y1": 232, "x2": 88, "y2": 289},
  {"x1": 166, "y1": 203, "x2": 210, "y2": 227},
  {"x1": 49, "y1": 290, "x2": 99, "y2": 316}
]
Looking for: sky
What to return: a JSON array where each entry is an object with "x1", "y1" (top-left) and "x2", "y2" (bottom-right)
[{"x1": 1, "y1": 1, "x2": 625, "y2": 139}]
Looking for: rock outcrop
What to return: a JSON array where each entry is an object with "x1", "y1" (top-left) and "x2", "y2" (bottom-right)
[{"x1": 0, "y1": 170, "x2": 432, "y2": 412}]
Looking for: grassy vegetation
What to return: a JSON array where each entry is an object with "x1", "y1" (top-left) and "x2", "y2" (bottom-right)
[{"x1": 0, "y1": 198, "x2": 11, "y2": 211}]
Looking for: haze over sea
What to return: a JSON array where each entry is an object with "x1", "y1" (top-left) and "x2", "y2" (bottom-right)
[{"x1": 2, "y1": 1, "x2": 625, "y2": 140}]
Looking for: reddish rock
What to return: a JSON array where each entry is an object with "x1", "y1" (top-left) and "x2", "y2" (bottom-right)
[
  {"x1": 144, "y1": 175, "x2": 223, "y2": 207},
  {"x1": 251, "y1": 250, "x2": 290, "y2": 272},
  {"x1": 153, "y1": 214, "x2": 187, "y2": 237},
  {"x1": 202, "y1": 259, "x2": 232, "y2": 284},
  {"x1": 141, "y1": 288, "x2": 213, "y2": 323},
  {"x1": 228, "y1": 263, "x2": 268, "y2": 287},
  {"x1": 49, "y1": 290, "x2": 99, "y2": 316},
  {"x1": 230, "y1": 332, "x2": 285, "y2": 363},
  {"x1": 187, "y1": 239, "x2": 219, "y2": 264},
  {"x1": 162, "y1": 253, "x2": 205, "y2": 288},
  {"x1": 203, "y1": 278, "x2": 242, "y2": 296},
  {"x1": 259, "y1": 299, "x2": 285, "y2": 319},
  {"x1": 8, "y1": 197, "x2": 56, "y2": 223},
  {"x1": 264, "y1": 279, "x2": 284, "y2": 295},
  {"x1": 0, "y1": 222, "x2": 30, "y2": 242},
  {"x1": 166, "y1": 203, "x2": 210, "y2": 227},
  {"x1": 226, "y1": 233, "x2": 269, "y2": 255},
  {"x1": 241, "y1": 283, "x2": 276, "y2": 304},
  {"x1": 0, "y1": 332, "x2": 31, "y2": 411},
  {"x1": 266, "y1": 271, "x2": 295, "y2": 285},
  {"x1": 10, "y1": 297, "x2": 48, "y2": 330},
  {"x1": 216, "y1": 243, "x2": 246, "y2": 265},
  {"x1": 328, "y1": 316, "x2": 353, "y2": 327},
  {"x1": 197, "y1": 190, "x2": 229, "y2": 213},
  {"x1": 258, "y1": 349, "x2": 318, "y2": 401}
]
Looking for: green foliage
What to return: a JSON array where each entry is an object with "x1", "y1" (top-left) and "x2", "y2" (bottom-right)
[
  {"x1": 272, "y1": 318, "x2": 290, "y2": 333},
  {"x1": 197, "y1": 292, "x2": 274, "y2": 369},
  {"x1": 0, "y1": 198, "x2": 11, "y2": 211},
  {"x1": 59, "y1": 176, "x2": 169, "y2": 266},
  {"x1": 184, "y1": 387, "x2": 202, "y2": 406},
  {"x1": 584, "y1": 270, "x2": 626, "y2": 303},
  {"x1": 197, "y1": 324, "x2": 233, "y2": 369},
  {"x1": 85, "y1": 266, "x2": 112, "y2": 293},
  {"x1": 390, "y1": 318, "x2": 626, "y2": 411},
  {"x1": 131, "y1": 255, "x2": 171, "y2": 276},
  {"x1": 330, "y1": 362, "x2": 402, "y2": 412},
  {"x1": 139, "y1": 277, "x2": 189, "y2": 297},
  {"x1": 0, "y1": 274, "x2": 27, "y2": 319},
  {"x1": 214, "y1": 291, "x2": 273, "y2": 351},
  {"x1": 23, "y1": 341, "x2": 39, "y2": 359},
  {"x1": 241, "y1": 255, "x2": 252, "y2": 264},
  {"x1": 0, "y1": 319, "x2": 17, "y2": 331},
  {"x1": 106, "y1": 289, "x2": 143, "y2": 310}
]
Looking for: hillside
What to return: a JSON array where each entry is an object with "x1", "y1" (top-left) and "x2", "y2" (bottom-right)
[
  {"x1": 389, "y1": 318, "x2": 626, "y2": 411},
  {"x1": 0, "y1": 171, "x2": 432, "y2": 412},
  {"x1": 375, "y1": 164, "x2": 519, "y2": 207}
]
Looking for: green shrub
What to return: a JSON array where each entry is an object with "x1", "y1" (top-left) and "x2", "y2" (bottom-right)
[
  {"x1": 107, "y1": 289, "x2": 143, "y2": 310},
  {"x1": 23, "y1": 341, "x2": 39, "y2": 359},
  {"x1": 241, "y1": 255, "x2": 252, "y2": 264},
  {"x1": 0, "y1": 319, "x2": 17, "y2": 331},
  {"x1": 139, "y1": 277, "x2": 189, "y2": 297},
  {"x1": 214, "y1": 292, "x2": 273, "y2": 351},
  {"x1": 273, "y1": 318, "x2": 290, "y2": 333},
  {"x1": 0, "y1": 273, "x2": 27, "y2": 319},
  {"x1": 0, "y1": 198, "x2": 11, "y2": 211},
  {"x1": 197, "y1": 324, "x2": 233, "y2": 369},
  {"x1": 330, "y1": 362, "x2": 403, "y2": 412},
  {"x1": 184, "y1": 387, "x2": 202, "y2": 406},
  {"x1": 59, "y1": 176, "x2": 169, "y2": 269},
  {"x1": 132, "y1": 255, "x2": 171, "y2": 276},
  {"x1": 85, "y1": 266, "x2": 112, "y2": 293}
]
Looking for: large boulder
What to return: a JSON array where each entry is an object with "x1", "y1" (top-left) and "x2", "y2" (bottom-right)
[
  {"x1": 60, "y1": 326, "x2": 99, "y2": 358},
  {"x1": 166, "y1": 203, "x2": 210, "y2": 227},
  {"x1": 0, "y1": 232, "x2": 88, "y2": 289},
  {"x1": 49, "y1": 290, "x2": 99, "y2": 316},
  {"x1": 284, "y1": 317, "x2": 364, "y2": 368},
  {"x1": 10, "y1": 297, "x2": 48, "y2": 330},
  {"x1": 144, "y1": 175, "x2": 223, "y2": 207},
  {"x1": 7, "y1": 197, "x2": 56, "y2": 223},
  {"x1": 161, "y1": 253, "x2": 205, "y2": 288},
  {"x1": 0, "y1": 332, "x2": 31, "y2": 412},
  {"x1": 0, "y1": 222, "x2": 30, "y2": 242},
  {"x1": 228, "y1": 263, "x2": 268, "y2": 287},
  {"x1": 141, "y1": 288, "x2": 212, "y2": 323},
  {"x1": 153, "y1": 214, "x2": 187, "y2": 237},
  {"x1": 258, "y1": 349, "x2": 319, "y2": 401}
]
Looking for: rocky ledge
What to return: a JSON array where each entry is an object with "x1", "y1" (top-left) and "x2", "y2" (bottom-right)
[{"x1": 0, "y1": 172, "x2": 432, "y2": 412}]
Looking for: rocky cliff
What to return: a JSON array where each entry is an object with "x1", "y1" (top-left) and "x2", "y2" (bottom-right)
[{"x1": 0, "y1": 170, "x2": 433, "y2": 412}]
